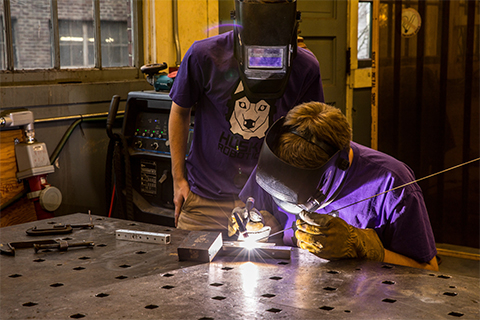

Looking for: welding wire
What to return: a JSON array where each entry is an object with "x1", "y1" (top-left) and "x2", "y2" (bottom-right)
[{"x1": 261, "y1": 157, "x2": 480, "y2": 241}]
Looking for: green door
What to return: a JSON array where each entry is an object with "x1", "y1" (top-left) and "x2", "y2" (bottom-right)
[{"x1": 297, "y1": 0, "x2": 348, "y2": 113}]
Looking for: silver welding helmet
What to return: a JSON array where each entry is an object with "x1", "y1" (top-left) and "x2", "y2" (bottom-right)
[
  {"x1": 256, "y1": 117, "x2": 351, "y2": 214},
  {"x1": 232, "y1": 0, "x2": 300, "y2": 100}
]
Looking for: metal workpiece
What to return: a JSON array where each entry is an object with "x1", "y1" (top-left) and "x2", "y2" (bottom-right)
[{"x1": 1, "y1": 214, "x2": 479, "y2": 319}]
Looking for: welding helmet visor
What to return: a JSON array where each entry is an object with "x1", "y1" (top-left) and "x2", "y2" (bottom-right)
[
  {"x1": 256, "y1": 117, "x2": 350, "y2": 214},
  {"x1": 233, "y1": 0, "x2": 299, "y2": 100}
]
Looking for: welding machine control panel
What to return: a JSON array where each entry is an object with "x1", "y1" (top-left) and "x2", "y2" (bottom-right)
[
  {"x1": 132, "y1": 111, "x2": 171, "y2": 154},
  {"x1": 121, "y1": 91, "x2": 193, "y2": 213}
]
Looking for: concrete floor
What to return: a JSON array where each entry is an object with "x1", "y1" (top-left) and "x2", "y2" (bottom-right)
[{"x1": 436, "y1": 243, "x2": 479, "y2": 278}]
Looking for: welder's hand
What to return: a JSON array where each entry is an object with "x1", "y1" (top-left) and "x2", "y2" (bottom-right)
[
  {"x1": 227, "y1": 206, "x2": 266, "y2": 237},
  {"x1": 173, "y1": 178, "x2": 190, "y2": 227},
  {"x1": 295, "y1": 211, "x2": 385, "y2": 262},
  {"x1": 228, "y1": 207, "x2": 244, "y2": 237}
]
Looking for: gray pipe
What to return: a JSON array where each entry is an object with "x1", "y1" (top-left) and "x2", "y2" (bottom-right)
[{"x1": 173, "y1": 0, "x2": 181, "y2": 67}]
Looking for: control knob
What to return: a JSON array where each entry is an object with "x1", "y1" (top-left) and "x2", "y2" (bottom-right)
[{"x1": 134, "y1": 140, "x2": 143, "y2": 149}]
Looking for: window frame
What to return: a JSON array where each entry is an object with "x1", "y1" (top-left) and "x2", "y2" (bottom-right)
[{"x1": 0, "y1": 0, "x2": 145, "y2": 87}]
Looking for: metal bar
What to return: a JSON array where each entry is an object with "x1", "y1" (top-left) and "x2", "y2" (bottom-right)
[
  {"x1": 3, "y1": 0, "x2": 14, "y2": 71},
  {"x1": 173, "y1": 0, "x2": 181, "y2": 67},
  {"x1": 461, "y1": 0, "x2": 476, "y2": 245},
  {"x1": 93, "y1": 0, "x2": 102, "y2": 68},
  {"x1": 436, "y1": 0, "x2": 450, "y2": 243},
  {"x1": 371, "y1": 0, "x2": 379, "y2": 149},
  {"x1": 50, "y1": 0, "x2": 60, "y2": 69},
  {"x1": 34, "y1": 110, "x2": 124, "y2": 124},
  {"x1": 116, "y1": 229, "x2": 171, "y2": 245},
  {"x1": 392, "y1": 0, "x2": 402, "y2": 157},
  {"x1": 414, "y1": 0, "x2": 426, "y2": 174}
]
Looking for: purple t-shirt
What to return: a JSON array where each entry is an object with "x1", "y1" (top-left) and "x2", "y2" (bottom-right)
[
  {"x1": 170, "y1": 31, "x2": 324, "y2": 200},
  {"x1": 240, "y1": 142, "x2": 437, "y2": 264}
]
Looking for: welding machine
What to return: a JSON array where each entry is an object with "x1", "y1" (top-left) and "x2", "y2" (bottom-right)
[{"x1": 106, "y1": 91, "x2": 193, "y2": 226}]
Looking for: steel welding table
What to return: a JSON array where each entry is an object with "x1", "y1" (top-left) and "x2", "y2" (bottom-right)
[{"x1": 1, "y1": 213, "x2": 478, "y2": 319}]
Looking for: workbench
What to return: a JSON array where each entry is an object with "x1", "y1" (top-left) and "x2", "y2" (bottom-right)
[{"x1": 1, "y1": 213, "x2": 478, "y2": 319}]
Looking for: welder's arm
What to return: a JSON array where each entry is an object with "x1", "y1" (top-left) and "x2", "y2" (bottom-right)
[
  {"x1": 384, "y1": 250, "x2": 438, "y2": 271},
  {"x1": 296, "y1": 212, "x2": 439, "y2": 271},
  {"x1": 168, "y1": 102, "x2": 191, "y2": 226}
]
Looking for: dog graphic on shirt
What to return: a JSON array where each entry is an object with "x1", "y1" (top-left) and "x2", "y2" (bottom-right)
[{"x1": 226, "y1": 81, "x2": 277, "y2": 140}]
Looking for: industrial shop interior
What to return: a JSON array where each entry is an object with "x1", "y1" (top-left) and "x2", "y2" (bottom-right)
[{"x1": 0, "y1": 1, "x2": 479, "y2": 319}]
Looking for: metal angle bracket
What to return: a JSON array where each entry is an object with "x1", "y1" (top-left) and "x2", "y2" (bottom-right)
[{"x1": 115, "y1": 229, "x2": 171, "y2": 245}]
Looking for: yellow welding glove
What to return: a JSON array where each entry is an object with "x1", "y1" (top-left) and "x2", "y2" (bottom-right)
[{"x1": 295, "y1": 211, "x2": 385, "y2": 262}]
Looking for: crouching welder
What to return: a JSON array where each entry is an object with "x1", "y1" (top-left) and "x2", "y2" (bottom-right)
[{"x1": 239, "y1": 101, "x2": 439, "y2": 271}]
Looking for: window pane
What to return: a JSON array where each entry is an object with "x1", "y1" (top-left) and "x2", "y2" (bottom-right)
[
  {"x1": 10, "y1": 1, "x2": 53, "y2": 69},
  {"x1": 100, "y1": 0, "x2": 132, "y2": 67},
  {"x1": 58, "y1": 0, "x2": 95, "y2": 68},
  {"x1": 58, "y1": 0, "x2": 94, "y2": 68},
  {"x1": 358, "y1": 1, "x2": 372, "y2": 60}
]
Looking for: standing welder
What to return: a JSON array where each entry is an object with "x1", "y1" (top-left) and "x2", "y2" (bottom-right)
[
  {"x1": 239, "y1": 101, "x2": 439, "y2": 271},
  {"x1": 168, "y1": 0, "x2": 324, "y2": 237}
]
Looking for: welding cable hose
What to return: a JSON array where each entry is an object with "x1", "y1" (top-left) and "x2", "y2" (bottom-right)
[{"x1": 295, "y1": 211, "x2": 385, "y2": 262}]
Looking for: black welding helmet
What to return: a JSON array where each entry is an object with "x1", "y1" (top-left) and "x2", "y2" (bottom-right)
[
  {"x1": 256, "y1": 117, "x2": 351, "y2": 214},
  {"x1": 232, "y1": 0, "x2": 300, "y2": 100}
]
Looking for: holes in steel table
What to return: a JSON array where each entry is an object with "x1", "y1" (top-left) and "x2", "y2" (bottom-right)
[
  {"x1": 50, "y1": 283, "x2": 64, "y2": 287},
  {"x1": 162, "y1": 285, "x2": 175, "y2": 290},
  {"x1": 266, "y1": 308, "x2": 282, "y2": 313},
  {"x1": 212, "y1": 296, "x2": 226, "y2": 301},
  {"x1": 22, "y1": 302, "x2": 38, "y2": 307},
  {"x1": 438, "y1": 275, "x2": 452, "y2": 279},
  {"x1": 323, "y1": 286, "x2": 337, "y2": 291},
  {"x1": 319, "y1": 306, "x2": 334, "y2": 311},
  {"x1": 163, "y1": 273, "x2": 174, "y2": 277},
  {"x1": 128, "y1": 223, "x2": 137, "y2": 226},
  {"x1": 97, "y1": 244, "x2": 107, "y2": 247},
  {"x1": 73, "y1": 267, "x2": 85, "y2": 271},
  {"x1": 381, "y1": 264, "x2": 394, "y2": 269},
  {"x1": 9, "y1": 274, "x2": 22, "y2": 278},
  {"x1": 135, "y1": 251, "x2": 147, "y2": 254},
  {"x1": 443, "y1": 292, "x2": 458, "y2": 297},
  {"x1": 70, "y1": 314, "x2": 85, "y2": 318},
  {"x1": 448, "y1": 311, "x2": 464, "y2": 317},
  {"x1": 221, "y1": 267, "x2": 233, "y2": 271},
  {"x1": 382, "y1": 280, "x2": 396, "y2": 285},
  {"x1": 33, "y1": 258, "x2": 45, "y2": 263},
  {"x1": 95, "y1": 293, "x2": 109, "y2": 298},
  {"x1": 119, "y1": 264, "x2": 131, "y2": 268},
  {"x1": 62, "y1": 237, "x2": 73, "y2": 241},
  {"x1": 198, "y1": 317, "x2": 214, "y2": 320},
  {"x1": 210, "y1": 283, "x2": 223, "y2": 287},
  {"x1": 382, "y1": 298, "x2": 397, "y2": 303},
  {"x1": 277, "y1": 261, "x2": 289, "y2": 265},
  {"x1": 269, "y1": 276, "x2": 282, "y2": 281},
  {"x1": 145, "y1": 304, "x2": 159, "y2": 309},
  {"x1": 115, "y1": 275, "x2": 128, "y2": 280},
  {"x1": 327, "y1": 270, "x2": 340, "y2": 274},
  {"x1": 78, "y1": 256, "x2": 90, "y2": 260},
  {"x1": 261, "y1": 293, "x2": 276, "y2": 298}
]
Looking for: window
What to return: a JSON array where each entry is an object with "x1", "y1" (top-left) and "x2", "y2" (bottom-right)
[
  {"x1": 358, "y1": 1, "x2": 372, "y2": 67},
  {"x1": 1, "y1": 0, "x2": 135, "y2": 71},
  {"x1": 60, "y1": 20, "x2": 95, "y2": 68}
]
